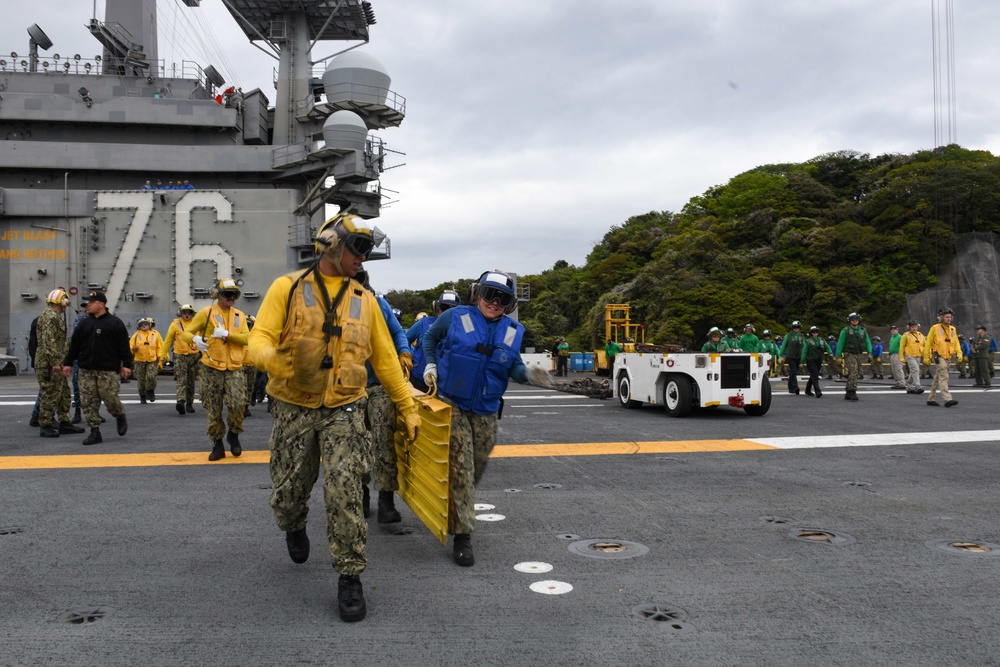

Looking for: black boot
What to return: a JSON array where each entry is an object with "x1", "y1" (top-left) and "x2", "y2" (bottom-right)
[
  {"x1": 72, "y1": 407, "x2": 82, "y2": 424},
  {"x1": 82, "y1": 429, "x2": 102, "y2": 445},
  {"x1": 59, "y1": 421, "x2": 85, "y2": 434},
  {"x1": 849, "y1": 390, "x2": 859, "y2": 401},
  {"x1": 244, "y1": 406, "x2": 251, "y2": 417},
  {"x1": 362, "y1": 485, "x2": 371, "y2": 519},
  {"x1": 208, "y1": 440, "x2": 225, "y2": 461},
  {"x1": 337, "y1": 575, "x2": 367, "y2": 622},
  {"x1": 377, "y1": 491, "x2": 402, "y2": 523},
  {"x1": 453, "y1": 534, "x2": 474, "y2": 567},
  {"x1": 39, "y1": 425, "x2": 60, "y2": 438},
  {"x1": 185, "y1": 402, "x2": 195, "y2": 413},
  {"x1": 29, "y1": 416, "x2": 40, "y2": 427},
  {"x1": 176, "y1": 400, "x2": 186, "y2": 415},
  {"x1": 227, "y1": 430, "x2": 242, "y2": 457},
  {"x1": 139, "y1": 394, "x2": 147, "y2": 404},
  {"x1": 116, "y1": 413, "x2": 128, "y2": 436},
  {"x1": 147, "y1": 390, "x2": 155, "y2": 403},
  {"x1": 285, "y1": 528, "x2": 309, "y2": 564}
]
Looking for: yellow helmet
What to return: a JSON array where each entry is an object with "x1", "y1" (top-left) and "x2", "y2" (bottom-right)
[
  {"x1": 211, "y1": 278, "x2": 241, "y2": 300},
  {"x1": 137, "y1": 317, "x2": 152, "y2": 328},
  {"x1": 178, "y1": 304, "x2": 195, "y2": 316},
  {"x1": 247, "y1": 315, "x2": 256, "y2": 329},
  {"x1": 314, "y1": 212, "x2": 374, "y2": 262},
  {"x1": 415, "y1": 311, "x2": 428, "y2": 321},
  {"x1": 46, "y1": 288, "x2": 70, "y2": 307}
]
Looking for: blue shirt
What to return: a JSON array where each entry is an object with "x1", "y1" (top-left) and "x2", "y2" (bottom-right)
[{"x1": 366, "y1": 295, "x2": 410, "y2": 386}]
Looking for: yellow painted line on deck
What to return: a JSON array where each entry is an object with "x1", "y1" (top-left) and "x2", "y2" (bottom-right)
[
  {"x1": 491, "y1": 440, "x2": 777, "y2": 458},
  {"x1": 0, "y1": 450, "x2": 271, "y2": 470},
  {"x1": 0, "y1": 440, "x2": 776, "y2": 470}
]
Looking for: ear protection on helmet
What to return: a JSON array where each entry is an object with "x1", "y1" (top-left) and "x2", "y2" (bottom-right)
[
  {"x1": 210, "y1": 278, "x2": 241, "y2": 300},
  {"x1": 314, "y1": 213, "x2": 375, "y2": 261}
]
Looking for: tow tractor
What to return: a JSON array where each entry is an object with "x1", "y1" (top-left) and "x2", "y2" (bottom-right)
[{"x1": 612, "y1": 346, "x2": 772, "y2": 417}]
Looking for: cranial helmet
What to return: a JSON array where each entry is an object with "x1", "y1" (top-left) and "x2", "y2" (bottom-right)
[
  {"x1": 744, "y1": 324, "x2": 754, "y2": 332},
  {"x1": 211, "y1": 278, "x2": 241, "y2": 300},
  {"x1": 471, "y1": 270, "x2": 516, "y2": 314},
  {"x1": 415, "y1": 312, "x2": 428, "y2": 321},
  {"x1": 247, "y1": 315, "x2": 256, "y2": 330},
  {"x1": 848, "y1": 312, "x2": 861, "y2": 322},
  {"x1": 178, "y1": 304, "x2": 195, "y2": 316},
  {"x1": 46, "y1": 288, "x2": 70, "y2": 307},
  {"x1": 762, "y1": 329, "x2": 771, "y2": 336},
  {"x1": 791, "y1": 320, "x2": 801, "y2": 328},
  {"x1": 708, "y1": 327, "x2": 721, "y2": 337},
  {"x1": 137, "y1": 317, "x2": 151, "y2": 328},
  {"x1": 809, "y1": 326, "x2": 820, "y2": 333},
  {"x1": 433, "y1": 289, "x2": 461, "y2": 313},
  {"x1": 314, "y1": 212, "x2": 374, "y2": 264},
  {"x1": 937, "y1": 307, "x2": 954, "y2": 318}
]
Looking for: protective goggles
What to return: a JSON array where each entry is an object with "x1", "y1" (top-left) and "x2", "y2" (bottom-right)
[
  {"x1": 480, "y1": 285, "x2": 514, "y2": 308},
  {"x1": 219, "y1": 290, "x2": 240, "y2": 300},
  {"x1": 180, "y1": 309, "x2": 195, "y2": 316},
  {"x1": 343, "y1": 233, "x2": 374, "y2": 258}
]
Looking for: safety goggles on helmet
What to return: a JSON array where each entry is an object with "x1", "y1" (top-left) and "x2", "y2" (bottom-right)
[
  {"x1": 219, "y1": 290, "x2": 240, "y2": 300},
  {"x1": 343, "y1": 232, "x2": 374, "y2": 259},
  {"x1": 479, "y1": 285, "x2": 515, "y2": 308}
]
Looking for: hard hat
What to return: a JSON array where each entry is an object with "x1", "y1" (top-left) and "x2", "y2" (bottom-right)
[
  {"x1": 809, "y1": 326, "x2": 820, "y2": 333},
  {"x1": 46, "y1": 288, "x2": 70, "y2": 307},
  {"x1": 433, "y1": 289, "x2": 461, "y2": 312},
  {"x1": 471, "y1": 270, "x2": 516, "y2": 314},
  {"x1": 848, "y1": 312, "x2": 861, "y2": 321},
  {"x1": 211, "y1": 278, "x2": 241, "y2": 301},
  {"x1": 178, "y1": 304, "x2": 195, "y2": 316},
  {"x1": 314, "y1": 212, "x2": 374, "y2": 263}
]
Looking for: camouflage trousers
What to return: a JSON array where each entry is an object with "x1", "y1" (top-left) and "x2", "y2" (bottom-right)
[
  {"x1": 200, "y1": 366, "x2": 246, "y2": 442},
  {"x1": 79, "y1": 369, "x2": 125, "y2": 429},
  {"x1": 446, "y1": 403, "x2": 498, "y2": 535},
  {"x1": 362, "y1": 384, "x2": 398, "y2": 492},
  {"x1": 35, "y1": 367, "x2": 71, "y2": 427},
  {"x1": 174, "y1": 354, "x2": 199, "y2": 404},
  {"x1": 843, "y1": 353, "x2": 864, "y2": 392},
  {"x1": 133, "y1": 361, "x2": 158, "y2": 396},
  {"x1": 268, "y1": 397, "x2": 370, "y2": 575},
  {"x1": 243, "y1": 366, "x2": 256, "y2": 406}
]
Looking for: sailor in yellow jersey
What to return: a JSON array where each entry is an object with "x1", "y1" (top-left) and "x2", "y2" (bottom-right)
[
  {"x1": 249, "y1": 212, "x2": 419, "y2": 624},
  {"x1": 161, "y1": 304, "x2": 201, "y2": 415},
  {"x1": 181, "y1": 278, "x2": 251, "y2": 461},
  {"x1": 923, "y1": 307, "x2": 962, "y2": 407}
]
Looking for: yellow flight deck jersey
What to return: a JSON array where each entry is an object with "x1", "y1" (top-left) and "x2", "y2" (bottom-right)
[
  {"x1": 180, "y1": 304, "x2": 250, "y2": 371},
  {"x1": 248, "y1": 269, "x2": 414, "y2": 413},
  {"x1": 924, "y1": 323, "x2": 962, "y2": 362},
  {"x1": 899, "y1": 331, "x2": 925, "y2": 362},
  {"x1": 130, "y1": 329, "x2": 165, "y2": 363},
  {"x1": 161, "y1": 318, "x2": 200, "y2": 358}
]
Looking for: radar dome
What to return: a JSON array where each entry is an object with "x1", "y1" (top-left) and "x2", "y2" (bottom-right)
[
  {"x1": 322, "y1": 110, "x2": 368, "y2": 152},
  {"x1": 323, "y1": 51, "x2": 391, "y2": 106}
]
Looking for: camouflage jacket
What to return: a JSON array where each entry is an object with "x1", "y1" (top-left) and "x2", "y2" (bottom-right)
[{"x1": 35, "y1": 307, "x2": 67, "y2": 370}]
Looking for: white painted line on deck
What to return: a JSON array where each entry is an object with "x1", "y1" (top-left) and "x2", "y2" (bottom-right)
[{"x1": 748, "y1": 429, "x2": 1000, "y2": 449}]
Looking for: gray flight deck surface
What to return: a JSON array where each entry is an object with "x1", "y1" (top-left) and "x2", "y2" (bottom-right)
[{"x1": 1, "y1": 373, "x2": 999, "y2": 666}]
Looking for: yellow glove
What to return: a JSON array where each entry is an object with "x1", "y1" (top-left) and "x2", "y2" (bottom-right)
[
  {"x1": 157, "y1": 358, "x2": 165, "y2": 372},
  {"x1": 402, "y1": 404, "x2": 421, "y2": 443},
  {"x1": 398, "y1": 352, "x2": 413, "y2": 378},
  {"x1": 922, "y1": 357, "x2": 931, "y2": 366}
]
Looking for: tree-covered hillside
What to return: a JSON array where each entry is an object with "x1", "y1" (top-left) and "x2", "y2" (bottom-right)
[{"x1": 388, "y1": 145, "x2": 1000, "y2": 352}]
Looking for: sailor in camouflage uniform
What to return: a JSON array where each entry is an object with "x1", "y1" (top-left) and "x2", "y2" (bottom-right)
[
  {"x1": 161, "y1": 304, "x2": 201, "y2": 415},
  {"x1": 422, "y1": 270, "x2": 552, "y2": 568},
  {"x1": 249, "y1": 213, "x2": 420, "y2": 623},
  {"x1": 62, "y1": 290, "x2": 132, "y2": 445},
  {"x1": 181, "y1": 278, "x2": 251, "y2": 461},
  {"x1": 35, "y1": 289, "x2": 84, "y2": 438}
]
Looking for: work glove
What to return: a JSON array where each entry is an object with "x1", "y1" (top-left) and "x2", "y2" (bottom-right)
[
  {"x1": 423, "y1": 363, "x2": 437, "y2": 389},
  {"x1": 777, "y1": 356, "x2": 785, "y2": 364},
  {"x1": 398, "y1": 352, "x2": 413, "y2": 378},
  {"x1": 192, "y1": 335, "x2": 209, "y2": 353},
  {"x1": 526, "y1": 365, "x2": 555, "y2": 389},
  {"x1": 401, "y1": 404, "x2": 421, "y2": 443},
  {"x1": 157, "y1": 358, "x2": 165, "y2": 372},
  {"x1": 211, "y1": 327, "x2": 229, "y2": 339},
  {"x1": 922, "y1": 357, "x2": 931, "y2": 366}
]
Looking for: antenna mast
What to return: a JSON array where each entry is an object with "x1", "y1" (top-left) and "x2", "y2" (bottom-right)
[{"x1": 931, "y1": 0, "x2": 957, "y2": 147}]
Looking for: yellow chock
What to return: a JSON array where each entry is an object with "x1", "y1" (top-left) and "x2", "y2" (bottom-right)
[{"x1": 394, "y1": 385, "x2": 451, "y2": 544}]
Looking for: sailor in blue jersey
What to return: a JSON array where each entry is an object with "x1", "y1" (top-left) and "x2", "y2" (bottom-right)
[
  {"x1": 421, "y1": 270, "x2": 552, "y2": 566},
  {"x1": 405, "y1": 289, "x2": 461, "y2": 392}
]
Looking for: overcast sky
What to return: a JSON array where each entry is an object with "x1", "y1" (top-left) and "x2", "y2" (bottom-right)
[{"x1": 4, "y1": 1, "x2": 999, "y2": 293}]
